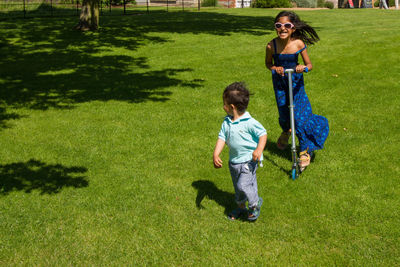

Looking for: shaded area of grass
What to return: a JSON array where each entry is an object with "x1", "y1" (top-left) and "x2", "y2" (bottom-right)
[
  {"x1": 0, "y1": 20, "x2": 197, "y2": 110},
  {"x1": 0, "y1": 107, "x2": 22, "y2": 129},
  {"x1": 0, "y1": 159, "x2": 88, "y2": 195},
  {"x1": 0, "y1": 11, "x2": 273, "y2": 128}
]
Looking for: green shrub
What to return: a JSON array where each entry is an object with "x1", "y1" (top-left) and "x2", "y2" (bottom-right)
[
  {"x1": 292, "y1": 0, "x2": 317, "y2": 7},
  {"x1": 251, "y1": 0, "x2": 291, "y2": 8},
  {"x1": 317, "y1": 0, "x2": 334, "y2": 7},
  {"x1": 201, "y1": 0, "x2": 217, "y2": 6},
  {"x1": 325, "y1": 1, "x2": 334, "y2": 7}
]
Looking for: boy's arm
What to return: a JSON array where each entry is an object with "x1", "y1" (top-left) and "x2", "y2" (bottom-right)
[
  {"x1": 252, "y1": 134, "x2": 267, "y2": 162},
  {"x1": 213, "y1": 138, "x2": 225, "y2": 168}
]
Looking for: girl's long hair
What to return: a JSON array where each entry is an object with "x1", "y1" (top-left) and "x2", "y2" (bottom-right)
[{"x1": 274, "y1": 11, "x2": 320, "y2": 45}]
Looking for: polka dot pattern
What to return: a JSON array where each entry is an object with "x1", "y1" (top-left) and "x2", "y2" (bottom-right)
[{"x1": 272, "y1": 52, "x2": 329, "y2": 153}]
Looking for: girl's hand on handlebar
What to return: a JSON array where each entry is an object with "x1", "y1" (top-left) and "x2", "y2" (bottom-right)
[
  {"x1": 296, "y1": 65, "x2": 307, "y2": 73},
  {"x1": 274, "y1": 67, "x2": 285, "y2": 76}
]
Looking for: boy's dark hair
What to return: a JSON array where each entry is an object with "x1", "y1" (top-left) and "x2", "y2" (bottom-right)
[
  {"x1": 223, "y1": 82, "x2": 250, "y2": 113},
  {"x1": 275, "y1": 11, "x2": 320, "y2": 45}
]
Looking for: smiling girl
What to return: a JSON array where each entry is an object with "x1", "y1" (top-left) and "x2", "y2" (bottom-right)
[{"x1": 265, "y1": 11, "x2": 329, "y2": 171}]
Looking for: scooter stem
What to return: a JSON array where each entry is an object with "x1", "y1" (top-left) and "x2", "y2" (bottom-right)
[{"x1": 285, "y1": 69, "x2": 298, "y2": 173}]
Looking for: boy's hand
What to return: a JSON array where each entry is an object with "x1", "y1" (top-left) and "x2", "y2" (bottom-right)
[
  {"x1": 253, "y1": 135, "x2": 267, "y2": 162},
  {"x1": 213, "y1": 155, "x2": 223, "y2": 168},
  {"x1": 213, "y1": 138, "x2": 225, "y2": 169},
  {"x1": 252, "y1": 149, "x2": 263, "y2": 162}
]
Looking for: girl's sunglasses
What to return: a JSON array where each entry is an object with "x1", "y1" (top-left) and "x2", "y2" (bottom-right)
[{"x1": 274, "y1": 22, "x2": 295, "y2": 29}]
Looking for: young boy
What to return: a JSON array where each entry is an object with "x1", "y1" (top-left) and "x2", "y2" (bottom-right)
[{"x1": 213, "y1": 82, "x2": 267, "y2": 221}]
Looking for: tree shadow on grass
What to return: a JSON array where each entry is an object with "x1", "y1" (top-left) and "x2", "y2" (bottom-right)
[
  {"x1": 0, "y1": 107, "x2": 24, "y2": 129},
  {"x1": 0, "y1": 12, "x2": 274, "y2": 109},
  {"x1": 0, "y1": 18, "x2": 202, "y2": 112},
  {"x1": 192, "y1": 180, "x2": 236, "y2": 216},
  {"x1": 0, "y1": 11, "x2": 274, "y2": 128},
  {"x1": 0, "y1": 159, "x2": 88, "y2": 195}
]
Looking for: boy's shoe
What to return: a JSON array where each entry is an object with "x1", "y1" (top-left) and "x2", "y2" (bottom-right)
[
  {"x1": 227, "y1": 207, "x2": 247, "y2": 221},
  {"x1": 248, "y1": 197, "x2": 263, "y2": 221},
  {"x1": 277, "y1": 130, "x2": 291, "y2": 150}
]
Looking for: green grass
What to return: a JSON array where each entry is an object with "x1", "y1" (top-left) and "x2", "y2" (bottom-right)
[{"x1": 0, "y1": 8, "x2": 400, "y2": 265}]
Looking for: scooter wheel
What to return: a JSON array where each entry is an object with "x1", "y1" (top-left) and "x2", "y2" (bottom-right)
[{"x1": 292, "y1": 168, "x2": 296, "y2": 180}]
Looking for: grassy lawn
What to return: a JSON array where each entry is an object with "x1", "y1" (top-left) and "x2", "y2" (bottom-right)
[{"x1": 0, "y1": 8, "x2": 399, "y2": 265}]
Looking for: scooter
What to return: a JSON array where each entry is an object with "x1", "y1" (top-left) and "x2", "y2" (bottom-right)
[
  {"x1": 285, "y1": 67, "x2": 308, "y2": 180},
  {"x1": 271, "y1": 67, "x2": 308, "y2": 180}
]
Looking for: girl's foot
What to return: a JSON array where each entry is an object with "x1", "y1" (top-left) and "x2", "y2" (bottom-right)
[
  {"x1": 277, "y1": 130, "x2": 291, "y2": 150},
  {"x1": 227, "y1": 207, "x2": 247, "y2": 221},
  {"x1": 299, "y1": 150, "x2": 311, "y2": 171}
]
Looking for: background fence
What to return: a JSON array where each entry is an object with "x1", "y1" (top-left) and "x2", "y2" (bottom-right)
[{"x1": 0, "y1": 0, "x2": 235, "y2": 19}]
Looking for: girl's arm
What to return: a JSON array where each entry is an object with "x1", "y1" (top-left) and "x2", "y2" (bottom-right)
[
  {"x1": 297, "y1": 47, "x2": 313, "y2": 73},
  {"x1": 266, "y1": 41, "x2": 284, "y2": 76},
  {"x1": 265, "y1": 43, "x2": 274, "y2": 70},
  {"x1": 213, "y1": 138, "x2": 225, "y2": 168}
]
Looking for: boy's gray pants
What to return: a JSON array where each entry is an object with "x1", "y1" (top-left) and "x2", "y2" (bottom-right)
[{"x1": 229, "y1": 160, "x2": 259, "y2": 208}]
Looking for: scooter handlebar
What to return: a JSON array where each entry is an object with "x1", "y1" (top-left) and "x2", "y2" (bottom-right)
[{"x1": 272, "y1": 67, "x2": 308, "y2": 75}]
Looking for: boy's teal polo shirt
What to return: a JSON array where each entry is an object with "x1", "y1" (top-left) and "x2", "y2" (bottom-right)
[{"x1": 218, "y1": 112, "x2": 267, "y2": 164}]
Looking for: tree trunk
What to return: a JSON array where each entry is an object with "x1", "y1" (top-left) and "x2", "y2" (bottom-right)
[{"x1": 75, "y1": 0, "x2": 100, "y2": 31}]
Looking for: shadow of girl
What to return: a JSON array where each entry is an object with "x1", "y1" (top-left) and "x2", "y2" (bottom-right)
[
  {"x1": 191, "y1": 180, "x2": 235, "y2": 216},
  {"x1": 264, "y1": 140, "x2": 315, "y2": 178}
]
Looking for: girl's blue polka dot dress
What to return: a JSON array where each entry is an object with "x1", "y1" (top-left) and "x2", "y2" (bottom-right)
[{"x1": 272, "y1": 40, "x2": 329, "y2": 153}]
